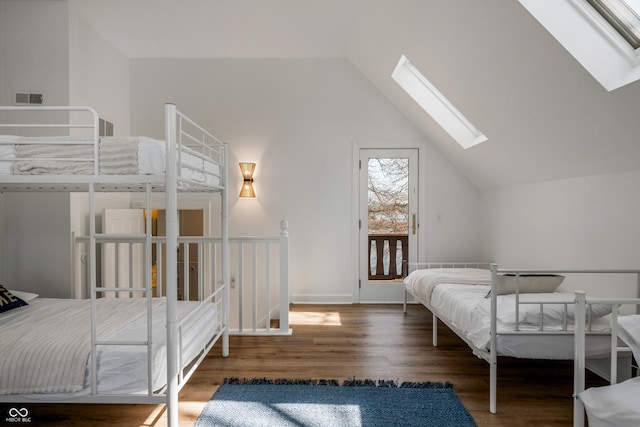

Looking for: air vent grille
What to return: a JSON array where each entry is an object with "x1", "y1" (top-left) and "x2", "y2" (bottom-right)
[{"x1": 15, "y1": 92, "x2": 43, "y2": 105}]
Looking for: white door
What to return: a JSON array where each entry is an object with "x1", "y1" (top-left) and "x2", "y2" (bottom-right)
[
  {"x1": 359, "y1": 149, "x2": 418, "y2": 302},
  {"x1": 103, "y1": 209, "x2": 144, "y2": 298}
]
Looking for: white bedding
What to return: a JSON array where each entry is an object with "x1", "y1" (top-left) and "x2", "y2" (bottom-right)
[
  {"x1": 405, "y1": 268, "x2": 612, "y2": 359},
  {"x1": 0, "y1": 136, "x2": 220, "y2": 185},
  {"x1": 404, "y1": 267, "x2": 492, "y2": 306},
  {"x1": 1, "y1": 298, "x2": 147, "y2": 394},
  {"x1": 578, "y1": 315, "x2": 640, "y2": 427},
  {"x1": 618, "y1": 314, "x2": 640, "y2": 363},
  {"x1": 0, "y1": 297, "x2": 219, "y2": 398},
  {"x1": 579, "y1": 377, "x2": 640, "y2": 427}
]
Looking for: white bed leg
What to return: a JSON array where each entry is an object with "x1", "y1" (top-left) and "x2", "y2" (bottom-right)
[
  {"x1": 403, "y1": 290, "x2": 407, "y2": 313},
  {"x1": 490, "y1": 359, "x2": 497, "y2": 414},
  {"x1": 432, "y1": 314, "x2": 438, "y2": 347}
]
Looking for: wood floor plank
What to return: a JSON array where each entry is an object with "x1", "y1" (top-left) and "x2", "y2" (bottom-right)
[{"x1": 2, "y1": 304, "x2": 603, "y2": 426}]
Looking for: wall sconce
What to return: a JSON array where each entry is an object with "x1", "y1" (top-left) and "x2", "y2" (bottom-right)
[{"x1": 239, "y1": 162, "x2": 256, "y2": 198}]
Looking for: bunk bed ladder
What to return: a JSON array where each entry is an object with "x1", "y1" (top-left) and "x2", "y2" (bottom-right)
[{"x1": 87, "y1": 182, "x2": 157, "y2": 398}]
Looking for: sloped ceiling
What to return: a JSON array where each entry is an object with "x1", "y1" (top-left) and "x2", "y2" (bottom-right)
[{"x1": 70, "y1": 0, "x2": 640, "y2": 189}]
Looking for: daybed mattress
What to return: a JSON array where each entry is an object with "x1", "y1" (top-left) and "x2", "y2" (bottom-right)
[
  {"x1": 0, "y1": 135, "x2": 219, "y2": 186},
  {"x1": 579, "y1": 315, "x2": 640, "y2": 427},
  {"x1": 0, "y1": 297, "x2": 219, "y2": 398},
  {"x1": 405, "y1": 268, "x2": 611, "y2": 359}
]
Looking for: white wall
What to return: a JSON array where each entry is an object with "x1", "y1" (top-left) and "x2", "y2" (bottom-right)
[
  {"x1": 0, "y1": 0, "x2": 133, "y2": 296},
  {"x1": 129, "y1": 58, "x2": 481, "y2": 303},
  {"x1": 68, "y1": 3, "x2": 131, "y2": 134},
  {"x1": 0, "y1": 195, "x2": 4, "y2": 282},
  {"x1": 424, "y1": 144, "x2": 481, "y2": 262},
  {"x1": 3, "y1": 193, "x2": 72, "y2": 298},
  {"x1": 480, "y1": 170, "x2": 640, "y2": 296},
  {"x1": 0, "y1": 0, "x2": 70, "y2": 107},
  {"x1": 0, "y1": 0, "x2": 72, "y2": 295},
  {"x1": 0, "y1": 1, "x2": 129, "y2": 128}
]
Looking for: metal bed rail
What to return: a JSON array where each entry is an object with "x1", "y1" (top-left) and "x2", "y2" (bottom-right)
[{"x1": 402, "y1": 262, "x2": 640, "y2": 414}]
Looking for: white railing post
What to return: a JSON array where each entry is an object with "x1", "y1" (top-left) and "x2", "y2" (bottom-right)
[
  {"x1": 573, "y1": 291, "x2": 587, "y2": 427},
  {"x1": 221, "y1": 148, "x2": 230, "y2": 356},
  {"x1": 164, "y1": 103, "x2": 179, "y2": 427},
  {"x1": 489, "y1": 263, "x2": 498, "y2": 414},
  {"x1": 224, "y1": 221, "x2": 291, "y2": 337},
  {"x1": 279, "y1": 220, "x2": 290, "y2": 334}
]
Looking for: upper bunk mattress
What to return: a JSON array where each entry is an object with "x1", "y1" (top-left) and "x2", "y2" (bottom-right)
[{"x1": 0, "y1": 135, "x2": 219, "y2": 186}]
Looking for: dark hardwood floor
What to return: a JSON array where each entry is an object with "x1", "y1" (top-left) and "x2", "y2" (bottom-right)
[{"x1": 2, "y1": 304, "x2": 603, "y2": 426}]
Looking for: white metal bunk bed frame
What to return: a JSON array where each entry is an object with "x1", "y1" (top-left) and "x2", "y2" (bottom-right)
[
  {"x1": 0, "y1": 104, "x2": 229, "y2": 427},
  {"x1": 403, "y1": 262, "x2": 640, "y2": 414},
  {"x1": 573, "y1": 291, "x2": 640, "y2": 427}
]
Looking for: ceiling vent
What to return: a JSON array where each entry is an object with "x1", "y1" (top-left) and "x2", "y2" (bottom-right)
[{"x1": 14, "y1": 92, "x2": 43, "y2": 105}]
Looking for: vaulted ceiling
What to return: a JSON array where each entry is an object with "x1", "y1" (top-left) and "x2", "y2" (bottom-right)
[{"x1": 70, "y1": 0, "x2": 640, "y2": 189}]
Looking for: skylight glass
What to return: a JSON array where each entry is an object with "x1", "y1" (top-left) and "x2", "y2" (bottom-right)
[
  {"x1": 391, "y1": 55, "x2": 487, "y2": 150},
  {"x1": 519, "y1": 0, "x2": 640, "y2": 91},
  {"x1": 586, "y1": 0, "x2": 640, "y2": 49}
]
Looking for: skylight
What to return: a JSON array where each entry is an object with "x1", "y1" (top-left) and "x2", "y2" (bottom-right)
[
  {"x1": 391, "y1": 55, "x2": 487, "y2": 150},
  {"x1": 586, "y1": 0, "x2": 640, "y2": 49},
  {"x1": 519, "y1": 0, "x2": 640, "y2": 91}
]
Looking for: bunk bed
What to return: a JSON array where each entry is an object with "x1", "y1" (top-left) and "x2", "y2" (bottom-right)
[
  {"x1": 573, "y1": 291, "x2": 640, "y2": 427},
  {"x1": 0, "y1": 104, "x2": 229, "y2": 427},
  {"x1": 403, "y1": 262, "x2": 640, "y2": 414}
]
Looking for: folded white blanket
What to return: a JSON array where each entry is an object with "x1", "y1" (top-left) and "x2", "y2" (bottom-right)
[
  {"x1": 1, "y1": 135, "x2": 221, "y2": 186},
  {"x1": 11, "y1": 136, "x2": 141, "y2": 175},
  {"x1": 403, "y1": 268, "x2": 492, "y2": 306},
  {"x1": 99, "y1": 137, "x2": 140, "y2": 174},
  {"x1": 12, "y1": 137, "x2": 94, "y2": 175}
]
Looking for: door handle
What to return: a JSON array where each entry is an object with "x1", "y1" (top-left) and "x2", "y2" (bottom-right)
[{"x1": 412, "y1": 214, "x2": 417, "y2": 235}]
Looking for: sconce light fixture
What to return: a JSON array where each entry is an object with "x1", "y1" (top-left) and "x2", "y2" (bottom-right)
[{"x1": 239, "y1": 162, "x2": 256, "y2": 198}]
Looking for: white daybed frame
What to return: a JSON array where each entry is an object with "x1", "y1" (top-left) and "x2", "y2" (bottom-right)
[
  {"x1": 573, "y1": 291, "x2": 640, "y2": 427},
  {"x1": 403, "y1": 262, "x2": 640, "y2": 414},
  {"x1": 0, "y1": 104, "x2": 229, "y2": 427}
]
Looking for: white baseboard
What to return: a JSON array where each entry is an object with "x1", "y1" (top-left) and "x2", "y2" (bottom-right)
[
  {"x1": 291, "y1": 294, "x2": 354, "y2": 304},
  {"x1": 290, "y1": 294, "x2": 423, "y2": 305}
]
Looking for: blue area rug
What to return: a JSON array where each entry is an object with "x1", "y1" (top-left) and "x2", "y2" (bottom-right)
[{"x1": 195, "y1": 378, "x2": 477, "y2": 427}]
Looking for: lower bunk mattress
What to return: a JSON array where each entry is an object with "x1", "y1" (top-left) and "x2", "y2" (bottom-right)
[
  {"x1": 0, "y1": 297, "x2": 219, "y2": 399},
  {"x1": 405, "y1": 268, "x2": 612, "y2": 359}
]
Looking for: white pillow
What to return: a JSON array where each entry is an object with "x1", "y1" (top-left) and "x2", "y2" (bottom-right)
[
  {"x1": 493, "y1": 274, "x2": 565, "y2": 295},
  {"x1": 518, "y1": 293, "x2": 611, "y2": 325},
  {"x1": 476, "y1": 292, "x2": 611, "y2": 326},
  {"x1": 580, "y1": 377, "x2": 640, "y2": 427},
  {"x1": 9, "y1": 289, "x2": 39, "y2": 302},
  {"x1": 476, "y1": 293, "x2": 564, "y2": 324}
]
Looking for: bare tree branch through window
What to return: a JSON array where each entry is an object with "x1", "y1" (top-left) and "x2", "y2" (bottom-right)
[{"x1": 368, "y1": 158, "x2": 409, "y2": 235}]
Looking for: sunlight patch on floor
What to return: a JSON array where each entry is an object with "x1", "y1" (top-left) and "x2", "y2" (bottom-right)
[
  {"x1": 180, "y1": 400, "x2": 207, "y2": 417},
  {"x1": 289, "y1": 311, "x2": 342, "y2": 326},
  {"x1": 140, "y1": 404, "x2": 165, "y2": 426}
]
